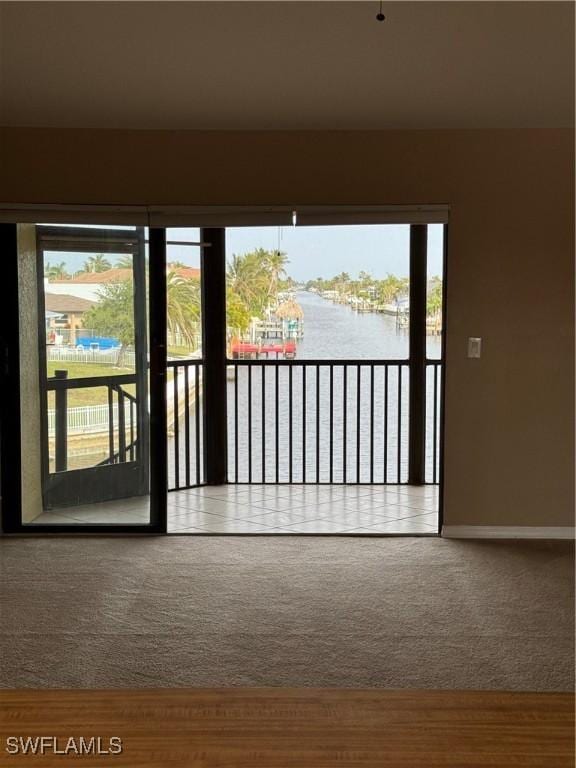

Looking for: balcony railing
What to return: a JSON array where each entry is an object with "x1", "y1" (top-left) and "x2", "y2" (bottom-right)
[
  {"x1": 48, "y1": 371, "x2": 139, "y2": 471},
  {"x1": 226, "y1": 359, "x2": 441, "y2": 485},
  {"x1": 167, "y1": 360, "x2": 205, "y2": 490},
  {"x1": 50, "y1": 358, "x2": 441, "y2": 491}
]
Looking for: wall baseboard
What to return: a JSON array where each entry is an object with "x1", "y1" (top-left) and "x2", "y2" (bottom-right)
[{"x1": 442, "y1": 526, "x2": 575, "y2": 540}]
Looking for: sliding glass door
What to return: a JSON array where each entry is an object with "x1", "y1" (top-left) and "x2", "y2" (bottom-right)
[
  {"x1": 0, "y1": 209, "x2": 446, "y2": 536},
  {"x1": 0, "y1": 223, "x2": 167, "y2": 532}
]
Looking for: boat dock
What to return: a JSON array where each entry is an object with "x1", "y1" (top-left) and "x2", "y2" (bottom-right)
[{"x1": 230, "y1": 340, "x2": 297, "y2": 359}]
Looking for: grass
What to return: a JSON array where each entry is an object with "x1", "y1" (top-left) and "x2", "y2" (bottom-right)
[
  {"x1": 45, "y1": 360, "x2": 174, "y2": 408},
  {"x1": 46, "y1": 361, "x2": 136, "y2": 408}
]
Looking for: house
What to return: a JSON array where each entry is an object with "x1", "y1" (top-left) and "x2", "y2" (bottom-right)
[
  {"x1": 48, "y1": 265, "x2": 200, "y2": 302},
  {"x1": 48, "y1": 268, "x2": 135, "y2": 301},
  {"x1": 44, "y1": 292, "x2": 95, "y2": 344},
  {"x1": 168, "y1": 264, "x2": 200, "y2": 281},
  {"x1": 0, "y1": 2, "x2": 573, "y2": 765}
]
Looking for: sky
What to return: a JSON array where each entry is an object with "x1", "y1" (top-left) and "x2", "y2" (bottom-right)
[
  {"x1": 168, "y1": 223, "x2": 444, "y2": 281},
  {"x1": 45, "y1": 224, "x2": 444, "y2": 281}
]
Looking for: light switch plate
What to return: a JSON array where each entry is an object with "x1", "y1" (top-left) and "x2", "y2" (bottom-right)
[{"x1": 468, "y1": 337, "x2": 482, "y2": 358}]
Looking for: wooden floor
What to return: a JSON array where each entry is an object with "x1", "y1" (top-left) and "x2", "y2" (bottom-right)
[{"x1": 0, "y1": 689, "x2": 573, "y2": 767}]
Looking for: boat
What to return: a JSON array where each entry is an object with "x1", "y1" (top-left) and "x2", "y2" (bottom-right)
[{"x1": 229, "y1": 340, "x2": 297, "y2": 359}]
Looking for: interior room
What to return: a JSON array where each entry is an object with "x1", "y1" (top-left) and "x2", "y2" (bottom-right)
[{"x1": 0, "y1": 2, "x2": 574, "y2": 766}]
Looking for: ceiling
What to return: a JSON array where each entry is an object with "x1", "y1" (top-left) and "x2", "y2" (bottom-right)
[{"x1": 0, "y1": 1, "x2": 573, "y2": 130}]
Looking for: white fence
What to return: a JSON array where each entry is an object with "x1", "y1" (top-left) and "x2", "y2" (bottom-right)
[
  {"x1": 47, "y1": 402, "x2": 133, "y2": 436},
  {"x1": 48, "y1": 345, "x2": 201, "y2": 367},
  {"x1": 47, "y1": 372, "x2": 200, "y2": 437},
  {"x1": 47, "y1": 346, "x2": 137, "y2": 368}
]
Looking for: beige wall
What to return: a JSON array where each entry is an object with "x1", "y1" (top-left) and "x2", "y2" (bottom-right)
[{"x1": 1, "y1": 127, "x2": 574, "y2": 527}]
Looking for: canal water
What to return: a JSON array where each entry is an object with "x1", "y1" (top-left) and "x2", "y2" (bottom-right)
[
  {"x1": 168, "y1": 292, "x2": 442, "y2": 488},
  {"x1": 294, "y1": 291, "x2": 441, "y2": 360}
]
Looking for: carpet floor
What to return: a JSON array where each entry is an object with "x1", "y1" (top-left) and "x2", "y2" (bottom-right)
[{"x1": 0, "y1": 536, "x2": 573, "y2": 690}]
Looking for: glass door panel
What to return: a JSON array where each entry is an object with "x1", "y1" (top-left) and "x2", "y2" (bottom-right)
[
  {"x1": 165, "y1": 228, "x2": 205, "y2": 491},
  {"x1": 16, "y1": 223, "x2": 157, "y2": 528}
]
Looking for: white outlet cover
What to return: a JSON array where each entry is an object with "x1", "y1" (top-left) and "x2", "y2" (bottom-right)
[{"x1": 468, "y1": 337, "x2": 482, "y2": 358}]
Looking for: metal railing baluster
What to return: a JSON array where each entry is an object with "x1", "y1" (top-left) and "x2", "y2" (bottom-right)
[
  {"x1": 288, "y1": 365, "x2": 293, "y2": 483},
  {"x1": 130, "y1": 400, "x2": 135, "y2": 461},
  {"x1": 370, "y1": 365, "x2": 374, "y2": 484},
  {"x1": 343, "y1": 365, "x2": 347, "y2": 484},
  {"x1": 173, "y1": 366, "x2": 180, "y2": 489},
  {"x1": 233, "y1": 363, "x2": 238, "y2": 484},
  {"x1": 54, "y1": 370, "x2": 68, "y2": 472},
  {"x1": 329, "y1": 365, "x2": 334, "y2": 484},
  {"x1": 195, "y1": 364, "x2": 201, "y2": 485},
  {"x1": 356, "y1": 364, "x2": 361, "y2": 483},
  {"x1": 433, "y1": 364, "x2": 439, "y2": 484},
  {"x1": 261, "y1": 365, "x2": 266, "y2": 483},
  {"x1": 275, "y1": 365, "x2": 279, "y2": 484},
  {"x1": 107, "y1": 386, "x2": 115, "y2": 464},
  {"x1": 397, "y1": 366, "x2": 402, "y2": 483},
  {"x1": 184, "y1": 365, "x2": 191, "y2": 488},
  {"x1": 384, "y1": 365, "x2": 389, "y2": 483},
  {"x1": 316, "y1": 364, "x2": 320, "y2": 483},
  {"x1": 118, "y1": 388, "x2": 126, "y2": 463},
  {"x1": 302, "y1": 365, "x2": 307, "y2": 483}
]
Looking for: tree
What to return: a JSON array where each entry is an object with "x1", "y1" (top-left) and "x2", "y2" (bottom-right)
[
  {"x1": 264, "y1": 249, "x2": 289, "y2": 298},
  {"x1": 227, "y1": 250, "x2": 273, "y2": 318},
  {"x1": 278, "y1": 275, "x2": 297, "y2": 291},
  {"x1": 358, "y1": 270, "x2": 372, "y2": 287},
  {"x1": 427, "y1": 277, "x2": 443, "y2": 317},
  {"x1": 335, "y1": 272, "x2": 351, "y2": 294},
  {"x1": 166, "y1": 271, "x2": 201, "y2": 349},
  {"x1": 83, "y1": 281, "x2": 134, "y2": 367},
  {"x1": 45, "y1": 261, "x2": 69, "y2": 280},
  {"x1": 83, "y1": 254, "x2": 112, "y2": 273},
  {"x1": 376, "y1": 274, "x2": 409, "y2": 305},
  {"x1": 115, "y1": 255, "x2": 134, "y2": 269},
  {"x1": 226, "y1": 289, "x2": 250, "y2": 334},
  {"x1": 84, "y1": 270, "x2": 205, "y2": 362}
]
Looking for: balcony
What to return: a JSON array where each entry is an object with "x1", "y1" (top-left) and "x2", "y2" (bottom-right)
[
  {"x1": 14, "y1": 222, "x2": 443, "y2": 535},
  {"x1": 33, "y1": 356, "x2": 441, "y2": 534}
]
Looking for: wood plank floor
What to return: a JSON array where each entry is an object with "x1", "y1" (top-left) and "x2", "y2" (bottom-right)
[{"x1": 0, "y1": 689, "x2": 573, "y2": 767}]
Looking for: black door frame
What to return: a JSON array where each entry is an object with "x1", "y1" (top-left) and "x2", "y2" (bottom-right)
[
  {"x1": 0, "y1": 223, "x2": 168, "y2": 534},
  {"x1": 200, "y1": 228, "x2": 228, "y2": 485},
  {"x1": 437, "y1": 222, "x2": 449, "y2": 535},
  {"x1": 36, "y1": 226, "x2": 150, "y2": 509}
]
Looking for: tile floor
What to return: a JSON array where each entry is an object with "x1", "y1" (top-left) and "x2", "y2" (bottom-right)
[
  {"x1": 30, "y1": 485, "x2": 439, "y2": 534},
  {"x1": 168, "y1": 485, "x2": 438, "y2": 534}
]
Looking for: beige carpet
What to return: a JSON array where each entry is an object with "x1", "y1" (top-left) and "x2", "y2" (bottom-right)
[{"x1": 0, "y1": 537, "x2": 573, "y2": 690}]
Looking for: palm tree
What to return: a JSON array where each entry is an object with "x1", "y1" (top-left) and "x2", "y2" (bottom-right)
[
  {"x1": 377, "y1": 275, "x2": 409, "y2": 304},
  {"x1": 264, "y1": 249, "x2": 289, "y2": 298},
  {"x1": 427, "y1": 277, "x2": 443, "y2": 317},
  {"x1": 227, "y1": 251, "x2": 269, "y2": 317},
  {"x1": 45, "y1": 261, "x2": 69, "y2": 280},
  {"x1": 336, "y1": 272, "x2": 350, "y2": 292},
  {"x1": 115, "y1": 255, "x2": 133, "y2": 269},
  {"x1": 358, "y1": 271, "x2": 372, "y2": 293},
  {"x1": 166, "y1": 271, "x2": 201, "y2": 349},
  {"x1": 83, "y1": 254, "x2": 111, "y2": 273}
]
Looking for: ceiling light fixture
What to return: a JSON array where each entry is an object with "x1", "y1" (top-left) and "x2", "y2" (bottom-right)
[{"x1": 376, "y1": 0, "x2": 385, "y2": 22}]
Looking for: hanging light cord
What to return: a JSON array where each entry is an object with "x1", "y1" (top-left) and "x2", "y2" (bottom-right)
[{"x1": 376, "y1": 0, "x2": 385, "y2": 22}]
